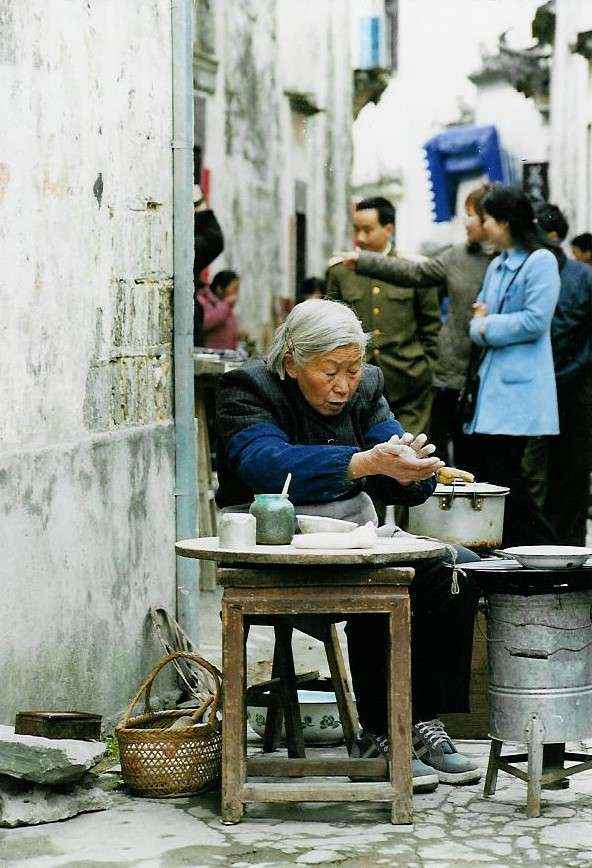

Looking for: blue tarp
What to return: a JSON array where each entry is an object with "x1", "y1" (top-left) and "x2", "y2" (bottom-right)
[{"x1": 424, "y1": 124, "x2": 514, "y2": 223}]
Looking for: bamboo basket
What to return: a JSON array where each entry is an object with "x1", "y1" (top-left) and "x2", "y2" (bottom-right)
[{"x1": 116, "y1": 651, "x2": 222, "y2": 797}]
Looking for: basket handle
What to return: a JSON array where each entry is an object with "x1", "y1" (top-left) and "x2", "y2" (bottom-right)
[{"x1": 120, "y1": 651, "x2": 223, "y2": 729}]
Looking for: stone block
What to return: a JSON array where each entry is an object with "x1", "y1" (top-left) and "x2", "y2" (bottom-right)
[
  {"x1": 0, "y1": 774, "x2": 110, "y2": 828},
  {"x1": 0, "y1": 726, "x2": 106, "y2": 785}
]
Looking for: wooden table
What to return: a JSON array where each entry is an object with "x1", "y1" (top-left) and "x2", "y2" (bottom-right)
[
  {"x1": 193, "y1": 352, "x2": 246, "y2": 590},
  {"x1": 176, "y1": 535, "x2": 446, "y2": 825}
]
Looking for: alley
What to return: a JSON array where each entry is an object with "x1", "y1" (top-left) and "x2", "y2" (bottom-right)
[{"x1": 3, "y1": 741, "x2": 592, "y2": 867}]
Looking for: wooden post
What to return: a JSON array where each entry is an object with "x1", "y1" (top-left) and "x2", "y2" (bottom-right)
[{"x1": 195, "y1": 376, "x2": 217, "y2": 591}]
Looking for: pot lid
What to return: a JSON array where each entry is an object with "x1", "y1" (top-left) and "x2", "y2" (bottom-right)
[{"x1": 434, "y1": 482, "x2": 510, "y2": 496}]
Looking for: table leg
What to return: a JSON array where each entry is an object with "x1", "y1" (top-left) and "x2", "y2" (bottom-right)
[
  {"x1": 388, "y1": 597, "x2": 413, "y2": 825},
  {"x1": 221, "y1": 595, "x2": 246, "y2": 824}
]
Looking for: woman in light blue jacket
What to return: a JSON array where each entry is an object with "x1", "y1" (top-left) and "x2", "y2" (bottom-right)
[{"x1": 464, "y1": 186, "x2": 561, "y2": 546}]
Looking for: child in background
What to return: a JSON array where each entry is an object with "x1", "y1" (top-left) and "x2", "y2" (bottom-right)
[{"x1": 197, "y1": 270, "x2": 241, "y2": 350}]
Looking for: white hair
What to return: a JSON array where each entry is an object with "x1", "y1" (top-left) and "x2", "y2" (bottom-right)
[{"x1": 266, "y1": 299, "x2": 369, "y2": 379}]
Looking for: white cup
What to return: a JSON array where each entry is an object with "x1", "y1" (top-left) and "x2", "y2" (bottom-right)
[{"x1": 218, "y1": 512, "x2": 257, "y2": 548}]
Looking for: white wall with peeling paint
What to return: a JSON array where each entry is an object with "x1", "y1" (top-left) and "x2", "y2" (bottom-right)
[
  {"x1": 549, "y1": 0, "x2": 592, "y2": 235},
  {"x1": 194, "y1": 0, "x2": 353, "y2": 346},
  {"x1": 0, "y1": 0, "x2": 179, "y2": 724}
]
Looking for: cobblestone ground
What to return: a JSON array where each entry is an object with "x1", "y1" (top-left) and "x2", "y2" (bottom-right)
[{"x1": 2, "y1": 741, "x2": 592, "y2": 867}]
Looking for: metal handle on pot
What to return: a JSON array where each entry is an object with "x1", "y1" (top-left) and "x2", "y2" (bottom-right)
[{"x1": 438, "y1": 479, "x2": 458, "y2": 511}]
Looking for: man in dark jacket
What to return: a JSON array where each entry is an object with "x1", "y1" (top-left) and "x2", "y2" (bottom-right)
[{"x1": 533, "y1": 205, "x2": 592, "y2": 545}]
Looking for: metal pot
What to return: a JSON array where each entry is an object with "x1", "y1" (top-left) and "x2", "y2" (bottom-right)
[{"x1": 408, "y1": 482, "x2": 509, "y2": 549}]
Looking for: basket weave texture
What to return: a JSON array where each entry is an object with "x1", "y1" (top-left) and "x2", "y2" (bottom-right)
[{"x1": 116, "y1": 651, "x2": 222, "y2": 798}]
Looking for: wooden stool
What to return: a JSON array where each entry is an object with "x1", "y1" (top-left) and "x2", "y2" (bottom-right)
[
  {"x1": 245, "y1": 616, "x2": 359, "y2": 755},
  {"x1": 218, "y1": 564, "x2": 414, "y2": 826}
]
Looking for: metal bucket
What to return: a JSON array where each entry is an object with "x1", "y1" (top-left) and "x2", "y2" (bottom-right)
[
  {"x1": 408, "y1": 482, "x2": 509, "y2": 548},
  {"x1": 486, "y1": 590, "x2": 592, "y2": 743}
]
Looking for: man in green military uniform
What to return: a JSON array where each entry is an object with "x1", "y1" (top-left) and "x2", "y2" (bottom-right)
[{"x1": 327, "y1": 197, "x2": 441, "y2": 435}]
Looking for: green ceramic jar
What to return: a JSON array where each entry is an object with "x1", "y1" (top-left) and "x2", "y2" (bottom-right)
[{"x1": 249, "y1": 494, "x2": 295, "y2": 545}]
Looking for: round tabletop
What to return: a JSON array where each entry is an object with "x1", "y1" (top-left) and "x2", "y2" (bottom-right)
[{"x1": 175, "y1": 535, "x2": 447, "y2": 566}]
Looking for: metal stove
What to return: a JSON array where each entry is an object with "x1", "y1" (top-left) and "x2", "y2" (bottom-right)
[{"x1": 461, "y1": 560, "x2": 592, "y2": 817}]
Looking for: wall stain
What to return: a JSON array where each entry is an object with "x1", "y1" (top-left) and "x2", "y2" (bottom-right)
[
  {"x1": 93, "y1": 172, "x2": 103, "y2": 207},
  {"x1": 0, "y1": 162, "x2": 10, "y2": 201}
]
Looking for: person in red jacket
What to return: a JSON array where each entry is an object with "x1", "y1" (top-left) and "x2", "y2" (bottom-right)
[{"x1": 197, "y1": 270, "x2": 241, "y2": 350}]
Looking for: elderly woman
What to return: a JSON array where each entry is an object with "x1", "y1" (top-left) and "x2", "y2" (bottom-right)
[{"x1": 216, "y1": 299, "x2": 481, "y2": 792}]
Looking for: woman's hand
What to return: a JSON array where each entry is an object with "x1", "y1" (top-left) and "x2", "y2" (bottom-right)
[
  {"x1": 349, "y1": 440, "x2": 443, "y2": 484},
  {"x1": 392, "y1": 432, "x2": 437, "y2": 458},
  {"x1": 472, "y1": 302, "x2": 488, "y2": 318}
]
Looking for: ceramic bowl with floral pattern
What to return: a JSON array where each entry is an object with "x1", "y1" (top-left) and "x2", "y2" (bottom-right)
[{"x1": 247, "y1": 689, "x2": 349, "y2": 745}]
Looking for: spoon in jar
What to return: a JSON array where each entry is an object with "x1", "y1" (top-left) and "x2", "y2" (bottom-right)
[{"x1": 281, "y1": 472, "x2": 292, "y2": 497}]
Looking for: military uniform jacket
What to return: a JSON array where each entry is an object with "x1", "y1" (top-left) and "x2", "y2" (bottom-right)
[
  {"x1": 355, "y1": 244, "x2": 492, "y2": 392},
  {"x1": 326, "y1": 248, "x2": 441, "y2": 404}
]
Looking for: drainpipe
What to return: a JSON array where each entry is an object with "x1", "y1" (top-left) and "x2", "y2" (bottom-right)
[{"x1": 171, "y1": 0, "x2": 199, "y2": 644}]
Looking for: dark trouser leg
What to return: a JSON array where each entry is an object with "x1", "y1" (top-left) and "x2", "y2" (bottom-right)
[
  {"x1": 430, "y1": 388, "x2": 459, "y2": 465},
  {"x1": 464, "y1": 434, "x2": 557, "y2": 547},
  {"x1": 392, "y1": 384, "x2": 434, "y2": 439},
  {"x1": 389, "y1": 386, "x2": 435, "y2": 530},
  {"x1": 409, "y1": 546, "x2": 481, "y2": 722},
  {"x1": 522, "y1": 437, "x2": 551, "y2": 509},
  {"x1": 545, "y1": 375, "x2": 592, "y2": 546},
  {"x1": 345, "y1": 547, "x2": 480, "y2": 734}
]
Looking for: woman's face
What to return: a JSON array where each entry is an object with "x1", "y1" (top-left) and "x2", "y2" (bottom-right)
[
  {"x1": 482, "y1": 213, "x2": 512, "y2": 249},
  {"x1": 464, "y1": 204, "x2": 486, "y2": 245},
  {"x1": 285, "y1": 344, "x2": 363, "y2": 416}
]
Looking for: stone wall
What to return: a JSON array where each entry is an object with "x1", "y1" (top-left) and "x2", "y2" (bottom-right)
[
  {"x1": 0, "y1": 0, "x2": 178, "y2": 725},
  {"x1": 194, "y1": 0, "x2": 353, "y2": 346}
]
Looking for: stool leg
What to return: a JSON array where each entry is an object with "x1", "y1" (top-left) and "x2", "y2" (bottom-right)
[
  {"x1": 221, "y1": 597, "x2": 246, "y2": 824},
  {"x1": 274, "y1": 624, "x2": 306, "y2": 758},
  {"x1": 483, "y1": 738, "x2": 503, "y2": 796},
  {"x1": 323, "y1": 624, "x2": 358, "y2": 753},
  {"x1": 388, "y1": 599, "x2": 413, "y2": 826},
  {"x1": 526, "y1": 715, "x2": 544, "y2": 819},
  {"x1": 263, "y1": 635, "x2": 284, "y2": 753}
]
